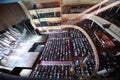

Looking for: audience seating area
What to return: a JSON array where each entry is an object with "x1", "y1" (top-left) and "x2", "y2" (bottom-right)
[
  {"x1": 97, "y1": 6, "x2": 120, "y2": 27},
  {"x1": 0, "y1": 17, "x2": 119, "y2": 80},
  {"x1": 63, "y1": 5, "x2": 92, "y2": 14},
  {"x1": 31, "y1": 65, "x2": 71, "y2": 79},
  {"x1": 31, "y1": 28, "x2": 97, "y2": 80},
  {"x1": 40, "y1": 38, "x2": 71, "y2": 61},
  {"x1": 70, "y1": 29, "x2": 96, "y2": 78},
  {"x1": 77, "y1": 19, "x2": 120, "y2": 77},
  {"x1": 38, "y1": 12, "x2": 60, "y2": 18},
  {"x1": 0, "y1": 1, "x2": 120, "y2": 80},
  {"x1": 40, "y1": 30, "x2": 71, "y2": 61}
]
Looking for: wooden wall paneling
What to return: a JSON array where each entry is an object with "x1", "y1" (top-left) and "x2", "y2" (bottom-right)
[{"x1": 0, "y1": 3, "x2": 28, "y2": 32}]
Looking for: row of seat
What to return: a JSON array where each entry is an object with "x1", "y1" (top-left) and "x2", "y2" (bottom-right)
[
  {"x1": 97, "y1": 6, "x2": 120, "y2": 27},
  {"x1": 72, "y1": 38, "x2": 93, "y2": 57},
  {"x1": 77, "y1": 19, "x2": 120, "y2": 76},
  {"x1": 63, "y1": 5, "x2": 91, "y2": 14},
  {"x1": 70, "y1": 29, "x2": 96, "y2": 77},
  {"x1": 40, "y1": 38, "x2": 71, "y2": 61},
  {"x1": 77, "y1": 19, "x2": 113, "y2": 49},
  {"x1": 99, "y1": 51, "x2": 118, "y2": 70},
  {"x1": 31, "y1": 28, "x2": 97, "y2": 79},
  {"x1": 31, "y1": 65, "x2": 71, "y2": 79},
  {"x1": 48, "y1": 30, "x2": 69, "y2": 39},
  {"x1": 74, "y1": 59, "x2": 95, "y2": 76},
  {"x1": 48, "y1": 22, "x2": 61, "y2": 26},
  {"x1": 70, "y1": 29, "x2": 86, "y2": 38},
  {"x1": 32, "y1": 12, "x2": 60, "y2": 19}
]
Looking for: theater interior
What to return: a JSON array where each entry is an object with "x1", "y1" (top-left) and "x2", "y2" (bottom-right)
[{"x1": 0, "y1": 0, "x2": 120, "y2": 80}]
